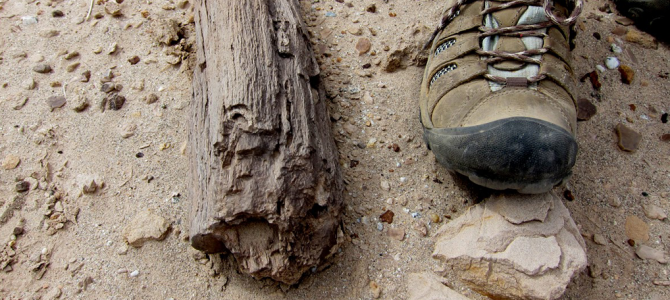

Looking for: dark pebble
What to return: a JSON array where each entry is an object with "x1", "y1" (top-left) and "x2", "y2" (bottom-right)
[
  {"x1": 52, "y1": 10, "x2": 64, "y2": 17},
  {"x1": 391, "y1": 143, "x2": 400, "y2": 152},
  {"x1": 48, "y1": 96, "x2": 67, "y2": 110},
  {"x1": 581, "y1": 71, "x2": 601, "y2": 90},
  {"x1": 362, "y1": 63, "x2": 371, "y2": 69},
  {"x1": 107, "y1": 94, "x2": 126, "y2": 110},
  {"x1": 563, "y1": 189, "x2": 575, "y2": 201},
  {"x1": 349, "y1": 160, "x2": 359, "y2": 168},
  {"x1": 13, "y1": 227, "x2": 24, "y2": 236},
  {"x1": 100, "y1": 83, "x2": 116, "y2": 93},
  {"x1": 642, "y1": 192, "x2": 649, "y2": 197},
  {"x1": 15, "y1": 181, "x2": 30, "y2": 193},
  {"x1": 593, "y1": 32, "x2": 601, "y2": 40},
  {"x1": 661, "y1": 134, "x2": 670, "y2": 142},
  {"x1": 615, "y1": 123, "x2": 642, "y2": 152},
  {"x1": 627, "y1": 239, "x2": 636, "y2": 247},
  {"x1": 661, "y1": 113, "x2": 668, "y2": 124},
  {"x1": 128, "y1": 56, "x2": 140, "y2": 65},
  {"x1": 577, "y1": 98, "x2": 597, "y2": 121},
  {"x1": 136, "y1": 152, "x2": 144, "y2": 158}
]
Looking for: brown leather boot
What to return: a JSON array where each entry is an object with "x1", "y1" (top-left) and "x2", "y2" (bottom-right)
[{"x1": 420, "y1": 0, "x2": 583, "y2": 193}]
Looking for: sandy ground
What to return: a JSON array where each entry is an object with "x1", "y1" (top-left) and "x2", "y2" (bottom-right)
[{"x1": 0, "y1": 0, "x2": 669, "y2": 299}]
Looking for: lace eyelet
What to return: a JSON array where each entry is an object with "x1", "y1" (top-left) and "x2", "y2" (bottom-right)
[
  {"x1": 434, "y1": 38, "x2": 457, "y2": 56},
  {"x1": 429, "y1": 64, "x2": 458, "y2": 87}
]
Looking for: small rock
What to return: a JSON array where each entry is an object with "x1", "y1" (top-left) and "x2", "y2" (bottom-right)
[
  {"x1": 108, "y1": 43, "x2": 119, "y2": 55},
  {"x1": 661, "y1": 134, "x2": 670, "y2": 143},
  {"x1": 577, "y1": 98, "x2": 597, "y2": 121},
  {"x1": 625, "y1": 215, "x2": 649, "y2": 242},
  {"x1": 128, "y1": 56, "x2": 140, "y2": 65},
  {"x1": 71, "y1": 96, "x2": 90, "y2": 112},
  {"x1": 52, "y1": 10, "x2": 64, "y2": 18},
  {"x1": 625, "y1": 29, "x2": 658, "y2": 49},
  {"x1": 144, "y1": 93, "x2": 159, "y2": 104},
  {"x1": 100, "y1": 83, "x2": 117, "y2": 93},
  {"x1": 22, "y1": 78, "x2": 36, "y2": 90},
  {"x1": 48, "y1": 96, "x2": 67, "y2": 111},
  {"x1": 33, "y1": 64, "x2": 52, "y2": 73},
  {"x1": 347, "y1": 26, "x2": 363, "y2": 36},
  {"x1": 380, "y1": 210, "x2": 394, "y2": 224},
  {"x1": 123, "y1": 210, "x2": 170, "y2": 247},
  {"x1": 356, "y1": 38, "x2": 371, "y2": 55},
  {"x1": 22, "y1": 16, "x2": 38, "y2": 25},
  {"x1": 593, "y1": 233, "x2": 607, "y2": 245},
  {"x1": 605, "y1": 57, "x2": 619, "y2": 70},
  {"x1": 120, "y1": 124, "x2": 137, "y2": 139},
  {"x1": 388, "y1": 228, "x2": 405, "y2": 241},
  {"x1": 66, "y1": 62, "x2": 80, "y2": 72},
  {"x1": 129, "y1": 270, "x2": 140, "y2": 277},
  {"x1": 643, "y1": 204, "x2": 667, "y2": 220},
  {"x1": 64, "y1": 52, "x2": 80, "y2": 60},
  {"x1": 15, "y1": 181, "x2": 30, "y2": 193},
  {"x1": 380, "y1": 180, "x2": 390, "y2": 191},
  {"x1": 80, "y1": 70, "x2": 91, "y2": 82},
  {"x1": 104, "y1": 2, "x2": 123, "y2": 17},
  {"x1": 12, "y1": 95, "x2": 29, "y2": 110},
  {"x1": 362, "y1": 91, "x2": 374, "y2": 104},
  {"x1": 618, "y1": 65, "x2": 634, "y2": 84},
  {"x1": 106, "y1": 94, "x2": 126, "y2": 110},
  {"x1": 615, "y1": 123, "x2": 642, "y2": 152},
  {"x1": 611, "y1": 43, "x2": 623, "y2": 53},
  {"x1": 413, "y1": 220, "x2": 428, "y2": 237},
  {"x1": 636, "y1": 245, "x2": 668, "y2": 264},
  {"x1": 2, "y1": 154, "x2": 21, "y2": 170},
  {"x1": 369, "y1": 281, "x2": 381, "y2": 299}
]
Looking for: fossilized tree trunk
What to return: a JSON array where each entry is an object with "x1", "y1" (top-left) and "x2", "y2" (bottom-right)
[{"x1": 189, "y1": 0, "x2": 343, "y2": 284}]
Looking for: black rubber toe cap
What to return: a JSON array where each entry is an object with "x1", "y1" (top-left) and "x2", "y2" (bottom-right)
[{"x1": 424, "y1": 117, "x2": 578, "y2": 193}]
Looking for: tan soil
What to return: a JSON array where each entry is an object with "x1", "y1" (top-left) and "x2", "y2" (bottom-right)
[{"x1": 0, "y1": 0, "x2": 668, "y2": 299}]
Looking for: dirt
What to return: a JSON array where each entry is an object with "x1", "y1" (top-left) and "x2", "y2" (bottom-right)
[{"x1": 0, "y1": 0, "x2": 669, "y2": 299}]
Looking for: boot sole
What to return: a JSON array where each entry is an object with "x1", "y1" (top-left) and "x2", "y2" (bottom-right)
[{"x1": 424, "y1": 117, "x2": 578, "y2": 194}]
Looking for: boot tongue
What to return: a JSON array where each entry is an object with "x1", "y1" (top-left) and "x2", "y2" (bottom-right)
[{"x1": 491, "y1": 7, "x2": 527, "y2": 71}]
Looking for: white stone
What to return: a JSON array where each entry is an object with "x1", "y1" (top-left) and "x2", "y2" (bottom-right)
[
  {"x1": 433, "y1": 192, "x2": 587, "y2": 300},
  {"x1": 643, "y1": 204, "x2": 667, "y2": 220},
  {"x1": 636, "y1": 245, "x2": 668, "y2": 264},
  {"x1": 605, "y1": 57, "x2": 620, "y2": 70}
]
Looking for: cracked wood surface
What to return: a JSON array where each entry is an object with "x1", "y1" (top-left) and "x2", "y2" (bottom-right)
[{"x1": 189, "y1": 0, "x2": 343, "y2": 284}]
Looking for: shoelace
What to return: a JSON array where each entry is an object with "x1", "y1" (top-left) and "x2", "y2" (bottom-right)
[{"x1": 425, "y1": 0, "x2": 583, "y2": 86}]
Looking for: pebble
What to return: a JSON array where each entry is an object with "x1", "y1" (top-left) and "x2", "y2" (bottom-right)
[
  {"x1": 13, "y1": 96, "x2": 28, "y2": 110},
  {"x1": 123, "y1": 210, "x2": 170, "y2": 247},
  {"x1": 661, "y1": 134, "x2": 670, "y2": 143},
  {"x1": 48, "y1": 96, "x2": 67, "y2": 110},
  {"x1": 144, "y1": 93, "x2": 159, "y2": 104},
  {"x1": 615, "y1": 123, "x2": 642, "y2": 152},
  {"x1": 387, "y1": 228, "x2": 405, "y2": 241},
  {"x1": 595, "y1": 65, "x2": 606, "y2": 72},
  {"x1": 129, "y1": 270, "x2": 140, "y2": 277},
  {"x1": 593, "y1": 233, "x2": 607, "y2": 245},
  {"x1": 106, "y1": 94, "x2": 126, "y2": 110},
  {"x1": 325, "y1": 12, "x2": 336, "y2": 17},
  {"x1": 128, "y1": 56, "x2": 141, "y2": 65},
  {"x1": 380, "y1": 210, "x2": 394, "y2": 223},
  {"x1": 2, "y1": 154, "x2": 21, "y2": 170},
  {"x1": 22, "y1": 78, "x2": 36, "y2": 90},
  {"x1": 356, "y1": 38, "x2": 371, "y2": 55},
  {"x1": 430, "y1": 213, "x2": 441, "y2": 223},
  {"x1": 635, "y1": 245, "x2": 668, "y2": 264},
  {"x1": 52, "y1": 10, "x2": 64, "y2": 18},
  {"x1": 343, "y1": 123, "x2": 357, "y2": 135},
  {"x1": 577, "y1": 98, "x2": 597, "y2": 121},
  {"x1": 625, "y1": 215, "x2": 649, "y2": 242},
  {"x1": 105, "y1": 2, "x2": 123, "y2": 17},
  {"x1": 72, "y1": 96, "x2": 90, "y2": 112},
  {"x1": 643, "y1": 204, "x2": 667, "y2": 220},
  {"x1": 611, "y1": 44, "x2": 622, "y2": 53},
  {"x1": 33, "y1": 64, "x2": 52, "y2": 73},
  {"x1": 347, "y1": 26, "x2": 363, "y2": 36},
  {"x1": 605, "y1": 57, "x2": 619, "y2": 70},
  {"x1": 15, "y1": 181, "x2": 30, "y2": 193},
  {"x1": 376, "y1": 222, "x2": 384, "y2": 231},
  {"x1": 66, "y1": 62, "x2": 80, "y2": 72},
  {"x1": 43, "y1": 287, "x2": 62, "y2": 300},
  {"x1": 380, "y1": 180, "x2": 390, "y2": 191},
  {"x1": 21, "y1": 16, "x2": 38, "y2": 25},
  {"x1": 618, "y1": 65, "x2": 634, "y2": 84},
  {"x1": 64, "y1": 52, "x2": 80, "y2": 60}
]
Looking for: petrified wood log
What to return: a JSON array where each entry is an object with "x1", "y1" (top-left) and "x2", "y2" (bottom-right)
[{"x1": 189, "y1": 0, "x2": 343, "y2": 284}]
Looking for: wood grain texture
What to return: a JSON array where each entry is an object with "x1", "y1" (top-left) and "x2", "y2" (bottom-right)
[{"x1": 189, "y1": 0, "x2": 343, "y2": 284}]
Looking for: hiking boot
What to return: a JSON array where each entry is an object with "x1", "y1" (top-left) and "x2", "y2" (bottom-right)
[
  {"x1": 420, "y1": 0, "x2": 583, "y2": 193},
  {"x1": 614, "y1": 0, "x2": 670, "y2": 42}
]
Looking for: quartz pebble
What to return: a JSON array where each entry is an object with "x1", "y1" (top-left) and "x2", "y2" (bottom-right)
[{"x1": 605, "y1": 57, "x2": 620, "y2": 70}]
